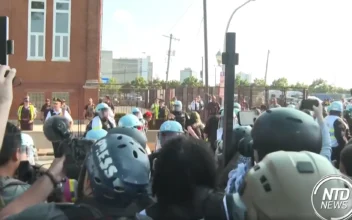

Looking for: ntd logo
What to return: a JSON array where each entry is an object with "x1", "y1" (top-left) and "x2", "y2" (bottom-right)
[
  {"x1": 311, "y1": 175, "x2": 352, "y2": 220},
  {"x1": 321, "y1": 188, "x2": 350, "y2": 209}
]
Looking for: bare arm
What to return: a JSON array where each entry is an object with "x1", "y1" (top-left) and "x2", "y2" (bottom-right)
[
  {"x1": 0, "y1": 157, "x2": 65, "y2": 219},
  {"x1": 0, "y1": 67, "x2": 16, "y2": 151},
  {"x1": 187, "y1": 126, "x2": 199, "y2": 139}
]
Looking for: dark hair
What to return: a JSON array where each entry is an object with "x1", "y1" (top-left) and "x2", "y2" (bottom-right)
[
  {"x1": 260, "y1": 105, "x2": 267, "y2": 111},
  {"x1": 341, "y1": 144, "x2": 352, "y2": 176},
  {"x1": 301, "y1": 109, "x2": 313, "y2": 117},
  {"x1": 0, "y1": 122, "x2": 22, "y2": 166},
  {"x1": 152, "y1": 136, "x2": 216, "y2": 206}
]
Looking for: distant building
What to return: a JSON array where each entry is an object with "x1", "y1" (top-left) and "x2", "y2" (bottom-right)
[
  {"x1": 238, "y1": 72, "x2": 252, "y2": 83},
  {"x1": 101, "y1": 50, "x2": 113, "y2": 79},
  {"x1": 180, "y1": 68, "x2": 198, "y2": 82},
  {"x1": 111, "y1": 56, "x2": 153, "y2": 83}
]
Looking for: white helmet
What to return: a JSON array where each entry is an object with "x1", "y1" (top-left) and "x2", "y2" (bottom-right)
[
  {"x1": 21, "y1": 133, "x2": 37, "y2": 165},
  {"x1": 227, "y1": 151, "x2": 346, "y2": 220}
]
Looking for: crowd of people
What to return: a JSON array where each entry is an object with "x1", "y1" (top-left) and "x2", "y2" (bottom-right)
[{"x1": 0, "y1": 65, "x2": 352, "y2": 220}]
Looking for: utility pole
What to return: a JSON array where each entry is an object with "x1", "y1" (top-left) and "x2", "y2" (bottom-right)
[
  {"x1": 203, "y1": 0, "x2": 209, "y2": 90},
  {"x1": 201, "y1": 56, "x2": 204, "y2": 82},
  {"x1": 264, "y1": 50, "x2": 270, "y2": 86},
  {"x1": 163, "y1": 34, "x2": 179, "y2": 82}
]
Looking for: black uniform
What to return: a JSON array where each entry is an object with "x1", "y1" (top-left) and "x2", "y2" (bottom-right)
[{"x1": 172, "y1": 111, "x2": 189, "y2": 130}]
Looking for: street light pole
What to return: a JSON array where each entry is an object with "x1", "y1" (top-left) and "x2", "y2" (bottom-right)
[{"x1": 222, "y1": 0, "x2": 255, "y2": 54}]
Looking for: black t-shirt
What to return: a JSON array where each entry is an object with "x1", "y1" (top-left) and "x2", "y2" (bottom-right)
[
  {"x1": 40, "y1": 104, "x2": 52, "y2": 119},
  {"x1": 204, "y1": 115, "x2": 220, "y2": 144},
  {"x1": 84, "y1": 104, "x2": 95, "y2": 118},
  {"x1": 106, "y1": 102, "x2": 115, "y2": 111}
]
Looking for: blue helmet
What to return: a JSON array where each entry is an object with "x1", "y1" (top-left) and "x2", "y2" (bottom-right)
[
  {"x1": 85, "y1": 129, "x2": 108, "y2": 140},
  {"x1": 118, "y1": 114, "x2": 143, "y2": 129},
  {"x1": 174, "y1": 100, "x2": 183, "y2": 111},
  {"x1": 95, "y1": 103, "x2": 109, "y2": 112},
  {"x1": 132, "y1": 107, "x2": 140, "y2": 114},
  {"x1": 85, "y1": 133, "x2": 150, "y2": 205},
  {"x1": 346, "y1": 104, "x2": 352, "y2": 112},
  {"x1": 330, "y1": 101, "x2": 343, "y2": 112},
  {"x1": 108, "y1": 127, "x2": 147, "y2": 149},
  {"x1": 159, "y1": 121, "x2": 184, "y2": 147}
]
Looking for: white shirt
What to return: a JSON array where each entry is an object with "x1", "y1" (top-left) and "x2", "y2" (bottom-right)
[{"x1": 45, "y1": 109, "x2": 73, "y2": 122}]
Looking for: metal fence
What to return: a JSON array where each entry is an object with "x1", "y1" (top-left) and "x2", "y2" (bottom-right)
[
  {"x1": 237, "y1": 86, "x2": 309, "y2": 108},
  {"x1": 99, "y1": 84, "x2": 225, "y2": 110},
  {"x1": 99, "y1": 84, "x2": 225, "y2": 121}
]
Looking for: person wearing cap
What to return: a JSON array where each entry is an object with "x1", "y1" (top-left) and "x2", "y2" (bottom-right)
[
  {"x1": 17, "y1": 97, "x2": 36, "y2": 131},
  {"x1": 325, "y1": 101, "x2": 350, "y2": 167},
  {"x1": 45, "y1": 97, "x2": 73, "y2": 128}
]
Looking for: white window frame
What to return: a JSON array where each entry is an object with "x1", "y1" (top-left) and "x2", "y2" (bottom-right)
[
  {"x1": 52, "y1": 0, "x2": 71, "y2": 61},
  {"x1": 27, "y1": 0, "x2": 46, "y2": 61}
]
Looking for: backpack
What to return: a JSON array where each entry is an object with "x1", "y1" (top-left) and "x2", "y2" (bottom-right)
[{"x1": 0, "y1": 177, "x2": 28, "y2": 209}]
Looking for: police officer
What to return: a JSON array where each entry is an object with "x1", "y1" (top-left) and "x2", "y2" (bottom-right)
[
  {"x1": 118, "y1": 114, "x2": 145, "y2": 133},
  {"x1": 85, "y1": 103, "x2": 116, "y2": 135},
  {"x1": 325, "y1": 101, "x2": 349, "y2": 167},
  {"x1": 150, "y1": 121, "x2": 184, "y2": 176},
  {"x1": 171, "y1": 100, "x2": 188, "y2": 130}
]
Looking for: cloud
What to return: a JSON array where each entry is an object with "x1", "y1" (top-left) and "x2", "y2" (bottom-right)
[{"x1": 113, "y1": 9, "x2": 133, "y2": 24}]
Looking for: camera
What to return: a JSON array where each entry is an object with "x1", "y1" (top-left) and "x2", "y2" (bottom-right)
[{"x1": 43, "y1": 116, "x2": 95, "y2": 179}]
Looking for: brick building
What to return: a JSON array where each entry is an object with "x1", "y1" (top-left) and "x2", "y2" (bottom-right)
[{"x1": 0, "y1": 0, "x2": 102, "y2": 120}]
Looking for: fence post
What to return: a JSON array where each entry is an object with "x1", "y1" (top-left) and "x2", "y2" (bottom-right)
[{"x1": 222, "y1": 32, "x2": 238, "y2": 166}]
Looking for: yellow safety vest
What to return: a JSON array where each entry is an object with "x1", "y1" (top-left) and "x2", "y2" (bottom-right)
[
  {"x1": 18, "y1": 105, "x2": 35, "y2": 121},
  {"x1": 151, "y1": 104, "x2": 159, "y2": 119}
]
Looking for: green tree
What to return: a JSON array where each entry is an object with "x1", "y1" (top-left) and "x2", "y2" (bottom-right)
[
  {"x1": 167, "y1": 80, "x2": 182, "y2": 88},
  {"x1": 291, "y1": 82, "x2": 308, "y2": 89},
  {"x1": 235, "y1": 75, "x2": 250, "y2": 87},
  {"x1": 100, "y1": 78, "x2": 119, "y2": 90},
  {"x1": 149, "y1": 78, "x2": 163, "y2": 89},
  {"x1": 308, "y1": 78, "x2": 331, "y2": 93},
  {"x1": 131, "y1": 76, "x2": 147, "y2": 89},
  {"x1": 182, "y1": 76, "x2": 203, "y2": 87},
  {"x1": 119, "y1": 83, "x2": 133, "y2": 93},
  {"x1": 253, "y1": 78, "x2": 266, "y2": 86},
  {"x1": 271, "y1": 77, "x2": 289, "y2": 88}
]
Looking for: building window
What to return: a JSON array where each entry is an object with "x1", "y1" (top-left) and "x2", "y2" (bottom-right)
[
  {"x1": 27, "y1": 92, "x2": 45, "y2": 109},
  {"x1": 52, "y1": 92, "x2": 70, "y2": 105},
  {"x1": 52, "y1": 0, "x2": 71, "y2": 61},
  {"x1": 27, "y1": 0, "x2": 46, "y2": 61}
]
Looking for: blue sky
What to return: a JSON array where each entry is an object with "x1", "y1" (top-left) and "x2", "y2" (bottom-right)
[{"x1": 102, "y1": 0, "x2": 352, "y2": 88}]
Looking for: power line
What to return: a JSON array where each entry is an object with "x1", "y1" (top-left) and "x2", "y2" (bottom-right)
[
  {"x1": 195, "y1": 17, "x2": 204, "y2": 39},
  {"x1": 167, "y1": 0, "x2": 197, "y2": 33}
]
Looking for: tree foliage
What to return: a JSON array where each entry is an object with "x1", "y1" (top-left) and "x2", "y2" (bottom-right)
[
  {"x1": 271, "y1": 77, "x2": 289, "y2": 88},
  {"x1": 235, "y1": 75, "x2": 250, "y2": 87},
  {"x1": 181, "y1": 76, "x2": 203, "y2": 87},
  {"x1": 100, "y1": 78, "x2": 119, "y2": 90},
  {"x1": 253, "y1": 78, "x2": 266, "y2": 86},
  {"x1": 111, "y1": 73, "x2": 349, "y2": 94},
  {"x1": 131, "y1": 76, "x2": 147, "y2": 89}
]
